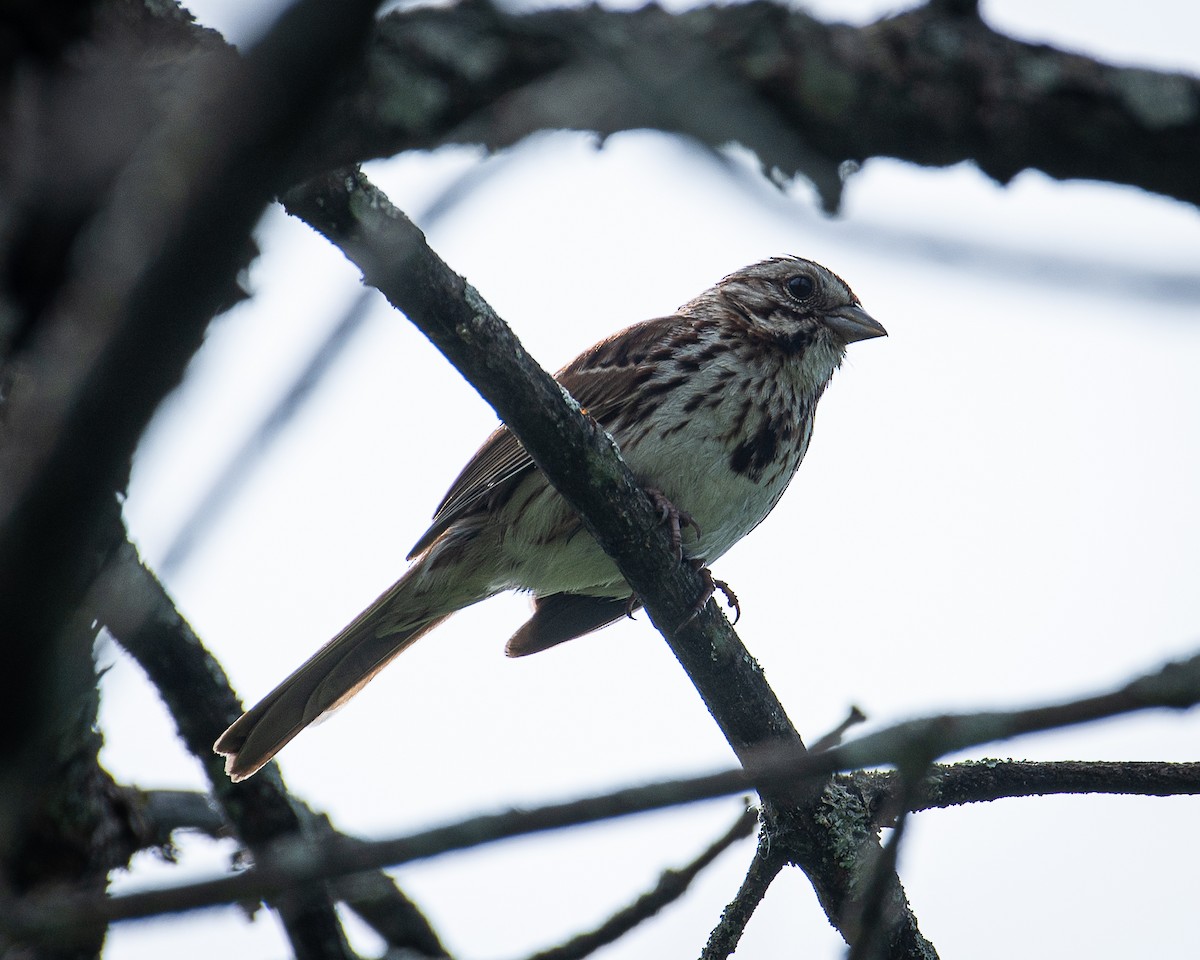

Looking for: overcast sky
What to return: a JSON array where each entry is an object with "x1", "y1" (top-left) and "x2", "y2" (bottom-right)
[{"x1": 102, "y1": 2, "x2": 1200, "y2": 958}]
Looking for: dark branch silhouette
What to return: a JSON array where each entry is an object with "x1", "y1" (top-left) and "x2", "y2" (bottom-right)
[
  {"x1": 4, "y1": 643, "x2": 1197, "y2": 941},
  {"x1": 317, "y1": 2, "x2": 1200, "y2": 210},
  {"x1": 519, "y1": 807, "x2": 758, "y2": 960},
  {"x1": 0, "y1": 1, "x2": 383, "y2": 956},
  {"x1": 94, "y1": 536, "x2": 447, "y2": 958}
]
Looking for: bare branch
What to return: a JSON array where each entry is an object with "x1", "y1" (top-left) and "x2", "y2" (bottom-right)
[
  {"x1": 704, "y1": 711, "x2": 862, "y2": 958},
  {"x1": 823, "y1": 658, "x2": 1200, "y2": 774},
  {"x1": 279, "y1": 166, "x2": 932, "y2": 956},
  {"x1": 321, "y1": 2, "x2": 1200, "y2": 209},
  {"x1": 848, "y1": 760, "x2": 1200, "y2": 818},
  {"x1": 701, "y1": 834, "x2": 785, "y2": 960},
  {"x1": 846, "y1": 764, "x2": 931, "y2": 960},
  {"x1": 519, "y1": 806, "x2": 758, "y2": 960},
  {"x1": 134, "y1": 789, "x2": 229, "y2": 846},
  {"x1": 95, "y1": 536, "x2": 448, "y2": 958},
  {"x1": 129, "y1": 784, "x2": 450, "y2": 958},
  {"x1": 810, "y1": 706, "x2": 869, "y2": 753},
  {"x1": 0, "y1": 0, "x2": 383, "y2": 954},
  {"x1": 5, "y1": 645, "x2": 1197, "y2": 940}
]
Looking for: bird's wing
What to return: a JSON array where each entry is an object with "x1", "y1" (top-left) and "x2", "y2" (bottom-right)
[{"x1": 406, "y1": 315, "x2": 681, "y2": 559}]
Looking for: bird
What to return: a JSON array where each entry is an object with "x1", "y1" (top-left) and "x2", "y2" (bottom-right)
[{"x1": 214, "y1": 256, "x2": 886, "y2": 781}]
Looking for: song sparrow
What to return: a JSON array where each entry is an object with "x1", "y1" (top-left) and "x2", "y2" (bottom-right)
[{"x1": 215, "y1": 256, "x2": 885, "y2": 780}]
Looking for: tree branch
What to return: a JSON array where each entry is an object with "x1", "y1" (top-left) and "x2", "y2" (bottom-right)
[
  {"x1": 701, "y1": 832, "x2": 785, "y2": 960},
  {"x1": 0, "y1": 0, "x2": 382, "y2": 954},
  {"x1": 95, "y1": 536, "x2": 448, "y2": 958},
  {"x1": 129, "y1": 786, "x2": 449, "y2": 956},
  {"x1": 848, "y1": 760, "x2": 1200, "y2": 818},
  {"x1": 279, "y1": 166, "x2": 933, "y2": 956},
  {"x1": 280, "y1": 165, "x2": 805, "y2": 771},
  {"x1": 133, "y1": 789, "x2": 230, "y2": 848},
  {"x1": 25, "y1": 528, "x2": 1190, "y2": 940},
  {"x1": 318, "y1": 0, "x2": 1200, "y2": 209},
  {"x1": 520, "y1": 806, "x2": 757, "y2": 960},
  {"x1": 846, "y1": 763, "x2": 930, "y2": 960},
  {"x1": 16, "y1": 585, "x2": 1193, "y2": 939}
]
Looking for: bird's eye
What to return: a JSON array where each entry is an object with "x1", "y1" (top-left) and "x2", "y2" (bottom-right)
[{"x1": 786, "y1": 274, "x2": 816, "y2": 300}]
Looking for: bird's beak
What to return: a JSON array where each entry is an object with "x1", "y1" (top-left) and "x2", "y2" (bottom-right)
[{"x1": 826, "y1": 304, "x2": 887, "y2": 344}]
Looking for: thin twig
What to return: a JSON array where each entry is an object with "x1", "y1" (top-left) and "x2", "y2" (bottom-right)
[
  {"x1": 700, "y1": 832, "x2": 785, "y2": 960},
  {"x1": 519, "y1": 806, "x2": 758, "y2": 960},
  {"x1": 810, "y1": 706, "x2": 868, "y2": 753},
  {"x1": 135, "y1": 789, "x2": 230, "y2": 846}
]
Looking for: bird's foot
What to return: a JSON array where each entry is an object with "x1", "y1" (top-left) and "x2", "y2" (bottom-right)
[
  {"x1": 633, "y1": 488, "x2": 737, "y2": 628},
  {"x1": 679, "y1": 558, "x2": 740, "y2": 629},
  {"x1": 644, "y1": 486, "x2": 701, "y2": 560}
]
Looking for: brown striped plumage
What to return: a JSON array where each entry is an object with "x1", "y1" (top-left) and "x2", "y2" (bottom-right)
[{"x1": 214, "y1": 257, "x2": 886, "y2": 780}]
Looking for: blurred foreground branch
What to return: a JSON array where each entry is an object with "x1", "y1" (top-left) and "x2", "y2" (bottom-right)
[
  {"x1": 95, "y1": 536, "x2": 448, "y2": 958},
  {"x1": 0, "y1": 0, "x2": 381, "y2": 955},
  {"x1": 6, "y1": 643, "x2": 1198, "y2": 939},
  {"x1": 331, "y1": 0, "x2": 1200, "y2": 210}
]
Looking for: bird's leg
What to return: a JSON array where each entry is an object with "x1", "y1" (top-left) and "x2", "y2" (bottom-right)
[
  {"x1": 625, "y1": 568, "x2": 737, "y2": 628},
  {"x1": 679, "y1": 558, "x2": 741, "y2": 629},
  {"x1": 639, "y1": 487, "x2": 738, "y2": 627},
  {"x1": 644, "y1": 486, "x2": 701, "y2": 560}
]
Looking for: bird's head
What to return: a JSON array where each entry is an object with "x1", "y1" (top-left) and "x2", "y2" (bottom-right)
[{"x1": 685, "y1": 256, "x2": 887, "y2": 356}]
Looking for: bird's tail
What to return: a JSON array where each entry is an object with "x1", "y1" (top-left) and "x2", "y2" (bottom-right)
[{"x1": 214, "y1": 560, "x2": 483, "y2": 781}]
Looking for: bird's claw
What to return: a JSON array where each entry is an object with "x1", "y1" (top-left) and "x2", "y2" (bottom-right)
[
  {"x1": 640, "y1": 487, "x2": 738, "y2": 629},
  {"x1": 678, "y1": 559, "x2": 740, "y2": 629},
  {"x1": 624, "y1": 593, "x2": 640, "y2": 620},
  {"x1": 645, "y1": 486, "x2": 701, "y2": 561}
]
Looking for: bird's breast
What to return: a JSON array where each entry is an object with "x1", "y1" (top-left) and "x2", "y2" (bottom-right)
[{"x1": 616, "y1": 355, "x2": 818, "y2": 564}]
